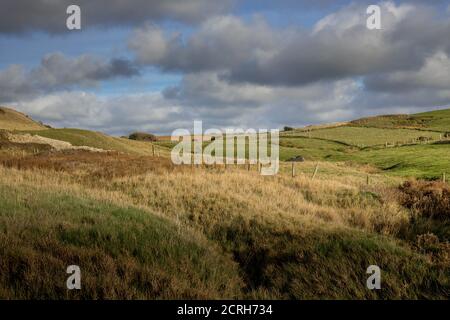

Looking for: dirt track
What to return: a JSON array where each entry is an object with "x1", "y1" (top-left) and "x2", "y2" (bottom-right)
[{"x1": 5, "y1": 132, "x2": 106, "y2": 152}]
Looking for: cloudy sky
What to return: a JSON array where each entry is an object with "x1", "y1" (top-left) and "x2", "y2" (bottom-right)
[{"x1": 1, "y1": 0, "x2": 450, "y2": 135}]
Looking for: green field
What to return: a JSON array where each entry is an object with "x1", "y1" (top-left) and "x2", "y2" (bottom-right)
[
  {"x1": 279, "y1": 137, "x2": 355, "y2": 161},
  {"x1": 157, "y1": 127, "x2": 449, "y2": 179},
  {"x1": 328, "y1": 143, "x2": 450, "y2": 179},
  {"x1": 291, "y1": 126, "x2": 441, "y2": 147},
  {"x1": 2, "y1": 106, "x2": 449, "y2": 180},
  {"x1": 277, "y1": 108, "x2": 450, "y2": 179}
]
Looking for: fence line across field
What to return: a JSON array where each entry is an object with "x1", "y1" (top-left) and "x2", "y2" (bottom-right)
[{"x1": 149, "y1": 144, "x2": 448, "y2": 185}]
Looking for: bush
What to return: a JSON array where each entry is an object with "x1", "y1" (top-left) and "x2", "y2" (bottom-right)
[
  {"x1": 128, "y1": 132, "x2": 156, "y2": 142},
  {"x1": 399, "y1": 180, "x2": 450, "y2": 221},
  {"x1": 417, "y1": 136, "x2": 431, "y2": 142},
  {"x1": 283, "y1": 126, "x2": 294, "y2": 131},
  {"x1": 416, "y1": 233, "x2": 450, "y2": 266}
]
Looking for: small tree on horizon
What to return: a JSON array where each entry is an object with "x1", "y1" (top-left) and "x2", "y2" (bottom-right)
[{"x1": 129, "y1": 132, "x2": 157, "y2": 142}]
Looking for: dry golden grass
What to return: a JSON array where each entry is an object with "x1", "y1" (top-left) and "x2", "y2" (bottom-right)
[
  {"x1": 0, "y1": 150, "x2": 448, "y2": 299},
  {"x1": 0, "y1": 107, "x2": 47, "y2": 131},
  {"x1": 0, "y1": 152, "x2": 408, "y2": 236},
  {"x1": 0, "y1": 150, "x2": 172, "y2": 178}
]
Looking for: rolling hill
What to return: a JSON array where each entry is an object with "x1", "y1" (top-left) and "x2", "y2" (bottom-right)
[
  {"x1": 350, "y1": 108, "x2": 450, "y2": 132},
  {"x1": 0, "y1": 106, "x2": 47, "y2": 131},
  {"x1": 290, "y1": 126, "x2": 441, "y2": 147},
  {"x1": 1, "y1": 105, "x2": 449, "y2": 178},
  {"x1": 24, "y1": 128, "x2": 162, "y2": 156},
  {"x1": 0, "y1": 106, "x2": 169, "y2": 156},
  {"x1": 0, "y1": 106, "x2": 449, "y2": 299},
  {"x1": 277, "y1": 108, "x2": 450, "y2": 179}
]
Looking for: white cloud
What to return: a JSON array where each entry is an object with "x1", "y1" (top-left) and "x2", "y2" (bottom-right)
[{"x1": 11, "y1": 91, "x2": 183, "y2": 135}]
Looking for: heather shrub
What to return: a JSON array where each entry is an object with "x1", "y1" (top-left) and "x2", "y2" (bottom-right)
[{"x1": 399, "y1": 180, "x2": 450, "y2": 221}]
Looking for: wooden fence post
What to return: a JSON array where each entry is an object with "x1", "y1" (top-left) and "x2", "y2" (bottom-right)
[
  {"x1": 443, "y1": 173, "x2": 446, "y2": 183},
  {"x1": 312, "y1": 163, "x2": 319, "y2": 179},
  {"x1": 291, "y1": 162, "x2": 295, "y2": 178},
  {"x1": 152, "y1": 145, "x2": 155, "y2": 156},
  {"x1": 366, "y1": 174, "x2": 370, "y2": 185}
]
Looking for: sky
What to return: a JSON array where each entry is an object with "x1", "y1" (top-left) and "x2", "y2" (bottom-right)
[{"x1": 1, "y1": 0, "x2": 450, "y2": 135}]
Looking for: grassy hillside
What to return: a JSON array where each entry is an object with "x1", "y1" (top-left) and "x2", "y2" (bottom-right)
[
  {"x1": 0, "y1": 156, "x2": 449, "y2": 299},
  {"x1": 1, "y1": 108, "x2": 448, "y2": 299},
  {"x1": 0, "y1": 106, "x2": 169, "y2": 156},
  {"x1": 158, "y1": 124, "x2": 449, "y2": 179},
  {"x1": 276, "y1": 108, "x2": 450, "y2": 178},
  {"x1": 25, "y1": 128, "x2": 168, "y2": 156},
  {"x1": 329, "y1": 143, "x2": 450, "y2": 179},
  {"x1": 0, "y1": 107, "x2": 47, "y2": 131},
  {"x1": 1, "y1": 106, "x2": 447, "y2": 179},
  {"x1": 0, "y1": 180, "x2": 242, "y2": 299},
  {"x1": 350, "y1": 109, "x2": 450, "y2": 132},
  {"x1": 411, "y1": 109, "x2": 450, "y2": 132},
  {"x1": 279, "y1": 137, "x2": 355, "y2": 161}
]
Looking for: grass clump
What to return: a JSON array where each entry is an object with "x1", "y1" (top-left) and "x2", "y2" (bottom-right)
[
  {"x1": 0, "y1": 184, "x2": 242, "y2": 299},
  {"x1": 398, "y1": 180, "x2": 450, "y2": 243},
  {"x1": 399, "y1": 181, "x2": 450, "y2": 221}
]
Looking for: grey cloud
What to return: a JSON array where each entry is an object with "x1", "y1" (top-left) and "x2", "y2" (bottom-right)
[
  {"x1": 161, "y1": 71, "x2": 363, "y2": 129},
  {"x1": 9, "y1": 70, "x2": 450, "y2": 136},
  {"x1": 8, "y1": 75, "x2": 362, "y2": 135},
  {"x1": 0, "y1": 0, "x2": 232, "y2": 34},
  {"x1": 129, "y1": 3, "x2": 450, "y2": 87},
  {"x1": 95, "y1": 58, "x2": 140, "y2": 79},
  {"x1": 235, "y1": 3, "x2": 450, "y2": 86},
  {"x1": 0, "y1": 65, "x2": 34, "y2": 102},
  {"x1": 0, "y1": 53, "x2": 138, "y2": 103},
  {"x1": 160, "y1": 69, "x2": 450, "y2": 130},
  {"x1": 31, "y1": 53, "x2": 139, "y2": 87},
  {"x1": 364, "y1": 51, "x2": 450, "y2": 93},
  {"x1": 6, "y1": 1, "x2": 450, "y2": 134},
  {"x1": 129, "y1": 15, "x2": 284, "y2": 73}
]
